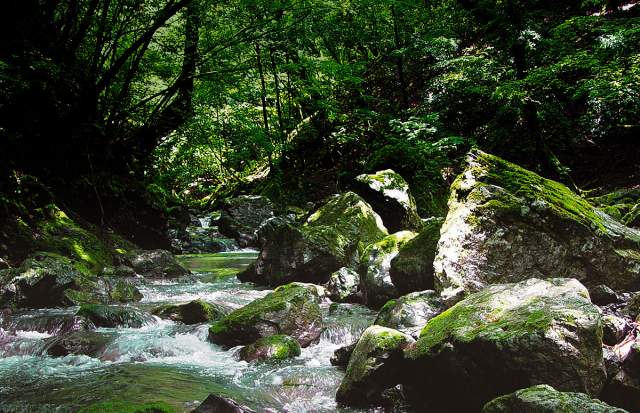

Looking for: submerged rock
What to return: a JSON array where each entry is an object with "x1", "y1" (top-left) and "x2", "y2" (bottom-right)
[
  {"x1": 239, "y1": 334, "x2": 301, "y2": 362},
  {"x1": 389, "y1": 218, "x2": 443, "y2": 295},
  {"x1": 353, "y1": 169, "x2": 422, "y2": 232},
  {"x1": 374, "y1": 290, "x2": 444, "y2": 338},
  {"x1": 336, "y1": 325, "x2": 414, "y2": 407},
  {"x1": 403, "y1": 278, "x2": 606, "y2": 411},
  {"x1": 482, "y1": 385, "x2": 628, "y2": 413},
  {"x1": 208, "y1": 283, "x2": 322, "y2": 347},
  {"x1": 77, "y1": 304, "x2": 153, "y2": 328},
  {"x1": 331, "y1": 342, "x2": 357, "y2": 368},
  {"x1": 152, "y1": 300, "x2": 228, "y2": 324},
  {"x1": 434, "y1": 149, "x2": 640, "y2": 298},
  {"x1": 218, "y1": 195, "x2": 274, "y2": 248},
  {"x1": 239, "y1": 192, "x2": 388, "y2": 286},
  {"x1": 128, "y1": 249, "x2": 190, "y2": 278},
  {"x1": 360, "y1": 231, "x2": 416, "y2": 309},
  {"x1": 192, "y1": 394, "x2": 256, "y2": 413},
  {"x1": 325, "y1": 267, "x2": 361, "y2": 303},
  {"x1": 43, "y1": 331, "x2": 113, "y2": 358}
]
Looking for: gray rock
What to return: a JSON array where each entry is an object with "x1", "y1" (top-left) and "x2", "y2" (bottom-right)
[
  {"x1": 192, "y1": 394, "x2": 256, "y2": 413},
  {"x1": 128, "y1": 249, "x2": 190, "y2": 278},
  {"x1": 374, "y1": 290, "x2": 444, "y2": 338},
  {"x1": 434, "y1": 149, "x2": 640, "y2": 299},
  {"x1": 326, "y1": 267, "x2": 361, "y2": 303},
  {"x1": 76, "y1": 304, "x2": 154, "y2": 328},
  {"x1": 43, "y1": 331, "x2": 113, "y2": 358},
  {"x1": 403, "y1": 278, "x2": 606, "y2": 411},
  {"x1": 218, "y1": 195, "x2": 274, "y2": 248},
  {"x1": 482, "y1": 384, "x2": 628, "y2": 413}
]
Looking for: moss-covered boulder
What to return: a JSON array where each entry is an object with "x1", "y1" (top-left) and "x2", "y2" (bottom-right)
[
  {"x1": 353, "y1": 170, "x2": 422, "y2": 232},
  {"x1": 104, "y1": 278, "x2": 143, "y2": 303},
  {"x1": 218, "y1": 195, "x2": 274, "y2": 248},
  {"x1": 239, "y1": 192, "x2": 388, "y2": 286},
  {"x1": 152, "y1": 300, "x2": 228, "y2": 324},
  {"x1": 374, "y1": 290, "x2": 444, "y2": 339},
  {"x1": 43, "y1": 331, "x2": 113, "y2": 358},
  {"x1": 325, "y1": 267, "x2": 361, "y2": 303},
  {"x1": 192, "y1": 394, "x2": 255, "y2": 413},
  {"x1": 360, "y1": 231, "x2": 416, "y2": 309},
  {"x1": 482, "y1": 385, "x2": 628, "y2": 413},
  {"x1": 0, "y1": 252, "x2": 109, "y2": 308},
  {"x1": 434, "y1": 149, "x2": 640, "y2": 298},
  {"x1": 239, "y1": 334, "x2": 301, "y2": 362},
  {"x1": 336, "y1": 325, "x2": 414, "y2": 407},
  {"x1": 390, "y1": 218, "x2": 443, "y2": 295},
  {"x1": 128, "y1": 249, "x2": 190, "y2": 278},
  {"x1": 208, "y1": 283, "x2": 322, "y2": 347},
  {"x1": 77, "y1": 304, "x2": 154, "y2": 328},
  {"x1": 403, "y1": 278, "x2": 606, "y2": 411}
]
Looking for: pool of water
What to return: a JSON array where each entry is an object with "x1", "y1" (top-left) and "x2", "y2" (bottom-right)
[{"x1": 0, "y1": 252, "x2": 376, "y2": 413}]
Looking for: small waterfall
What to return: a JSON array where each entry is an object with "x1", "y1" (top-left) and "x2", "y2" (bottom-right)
[{"x1": 198, "y1": 216, "x2": 211, "y2": 228}]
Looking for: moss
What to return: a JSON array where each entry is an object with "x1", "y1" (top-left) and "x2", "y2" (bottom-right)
[
  {"x1": 153, "y1": 299, "x2": 225, "y2": 324},
  {"x1": 240, "y1": 334, "x2": 301, "y2": 361},
  {"x1": 361, "y1": 231, "x2": 416, "y2": 263},
  {"x1": 78, "y1": 401, "x2": 175, "y2": 413}
]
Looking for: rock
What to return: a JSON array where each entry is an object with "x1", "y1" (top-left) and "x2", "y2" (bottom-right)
[
  {"x1": 335, "y1": 325, "x2": 414, "y2": 407},
  {"x1": 77, "y1": 304, "x2": 153, "y2": 328},
  {"x1": 602, "y1": 341, "x2": 640, "y2": 412},
  {"x1": 353, "y1": 169, "x2": 422, "y2": 232},
  {"x1": 239, "y1": 192, "x2": 388, "y2": 286},
  {"x1": 403, "y1": 278, "x2": 606, "y2": 411},
  {"x1": 389, "y1": 218, "x2": 443, "y2": 295},
  {"x1": 239, "y1": 334, "x2": 301, "y2": 362},
  {"x1": 325, "y1": 267, "x2": 361, "y2": 303},
  {"x1": 192, "y1": 394, "x2": 256, "y2": 413},
  {"x1": 374, "y1": 290, "x2": 444, "y2": 338},
  {"x1": 152, "y1": 300, "x2": 228, "y2": 324},
  {"x1": 590, "y1": 284, "x2": 623, "y2": 306},
  {"x1": 360, "y1": 231, "x2": 416, "y2": 309},
  {"x1": 625, "y1": 204, "x2": 640, "y2": 228},
  {"x1": 331, "y1": 342, "x2": 357, "y2": 368},
  {"x1": 434, "y1": 149, "x2": 640, "y2": 298},
  {"x1": 43, "y1": 331, "x2": 113, "y2": 357},
  {"x1": 104, "y1": 278, "x2": 143, "y2": 303},
  {"x1": 482, "y1": 384, "x2": 628, "y2": 413},
  {"x1": 128, "y1": 249, "x2": 190, "y2": 278},
  {"x1": 218, "y1": 195, "x2": 274, "y2": 248},
  {"x1": 602, "y1": 314, "x2": 629, "y2": 345},
  {"x1": 0, "y1": 252, "x2": 105, "y2": 308},
  {"x1": 208, "y1": 283, "x2": 322, "y2": 347},
  {"x1": 0, "y1": 258, "x2": 9, "y2": 270},
  {"x1": 621, "y1": 293, "x2": 640, "y2": 319}
]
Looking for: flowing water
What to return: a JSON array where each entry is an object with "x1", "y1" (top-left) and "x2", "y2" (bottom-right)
[{"x1": 0, "y1": 252, "x2": 375, "y2": 412}]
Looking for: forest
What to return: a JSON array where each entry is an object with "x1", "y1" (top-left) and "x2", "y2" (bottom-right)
[{"x1": 0, "y1": 0, "x2": 639, "y2": 412}]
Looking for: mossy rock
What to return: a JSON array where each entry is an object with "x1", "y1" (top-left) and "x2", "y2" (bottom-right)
[
  {"x1": 336, "y1": 325, "x2": 414, "y2": 407},
  {"x1": 192, "y1": 394, "x2": 256, "y2": 413},
  {"x1": 43, "y1": 331, "x2": 114, "y2": 358},
  {"x1": 390, "y1": 218, "x2": 443, "y2": 295},
  {"x1": 403, "y1": 278, "x2": 606, "y2": 412},
  {"x1": 78, "y1": 401, "x2": 175, "y2": 413},
  {"x1": 152, "y1": 299, "x2": 228, "y2": 324},
  {"x1": 434, "y1": 149, "x2": 640, "y2": 298},
  {"x1": 77, "y1": 304, "x2": 153, "y2": 328},
  {"x1": 105, "y1": 278, "x2": 143, "y2": 303},
  {"x1": 360, "y1": 231, "x2": 416, "y2": 309},
  {"x1": 482, "y1": 385, "x2": 628, "y2": 413},
  {"x1": 208, "y1": 283, "x2": 322, "y2": 347},
  {"x1": 240, "y1": 193, "x2": 387, "y2": 286},
  {"x1": 218, "y1": 195, "x2": 274, "y2": 248},
  {"x1": 353, "y1": 169, "x2": 422, "y2": 232},
  {"x1": 325, "y1": 267, "x2": 361, "y2": 303},
  {"x1": 375, "y1": 290, "x2": 444, "y2": 338},
  {"x1": 127, "y1": 249, "x2": 190, "y2": 278},
  {"x1": 239, "y1": 334, "x2": 301, "y2": 362}
]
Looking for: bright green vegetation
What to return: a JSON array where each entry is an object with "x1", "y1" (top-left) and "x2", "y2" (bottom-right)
[{"x1": 78, "y1": 401, "x2": 175, "y2": 413}]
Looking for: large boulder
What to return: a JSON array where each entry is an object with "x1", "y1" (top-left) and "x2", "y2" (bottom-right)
[
  {"x1": 374, "y1": 290, "x2": 444, "y2": 338},
  {"x1": 208, "y1": 283, "x2": 322, "y2": 347},
  {"x1": 360, "y1": 231, "x2": 416, "y2": 309},
  {"x1": 0, "y1": 252, "x2": 107, "y2": 308},
  {"x1": 353, "y1": 170, "x2": 422, "y2": 232},
  {"x1": 43, "y1": 331, "x2": 113, "y2": 358},
  {"x1": 336, "y1": 325, "x2": 414, "y2": 407},
  {"x1": 128, "y1": 249, "x2": 190, "y2": 278},
  {"x1": 239, "y1": 192, "x2": 388, "y2": 286},
  {"x1": 403, "y1": 278, "x2": 606, "y2": 411},
  {"x1": 434, "y1": 149, "x2": 640, "y2": 298},
  {"x1": 389, "y1": 218, "x2": 443, "y2": 294},
  {"x1": 602, "y1": 340, "x2": 640, "y2": 412},
  {"x1": 218, "y1": 195, "x2": 274, "y2": 248},
  {"x1": 482, "y1": 385, "x2": 628, "y2": 413},
  {"x1": 152, "y1": 300, "x2": 228, "y2": 324},
  {"x1": 76, "y1": 304, "x2": 154, "y2": 328},
  {"x1": 238, "y1": 334, "x2": 301, "y2": 362},
  {"x1": 192, "y1": 394, "x2": 256, "y2": 413},
  {"x1": 325, "y1": 267, "x2": 361, "y2": 303}
]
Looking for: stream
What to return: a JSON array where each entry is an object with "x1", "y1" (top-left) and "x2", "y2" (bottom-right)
[{"x1": 0, "y1": 252, "x2": 375, "y2": 413}]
